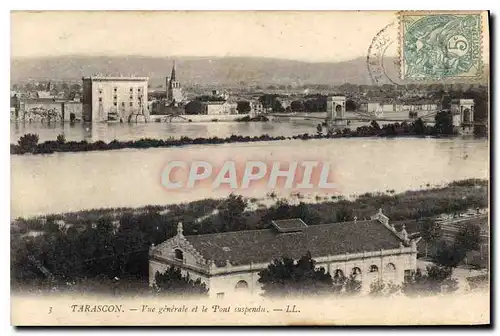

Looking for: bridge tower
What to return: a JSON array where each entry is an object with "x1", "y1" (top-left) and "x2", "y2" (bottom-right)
[
  {"x1": 451, "y1": 99, "x2": 475, "y2": 135},
  {"x1": 326, "y1": 96, "x2": 347, "y2": 127}
]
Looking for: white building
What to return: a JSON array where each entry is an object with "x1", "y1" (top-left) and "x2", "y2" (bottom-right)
[
  {"x1": 149, "y1": 209, "x2": 420, "y2": 299},
  {"x1": 359, "y1": 101, "x2": 439, "y2": 119},
  {"x1": 82, "y1": 76, "x2": 149, "y2": 122},
  {"x1": 202, "y1": 101, "x2": 238, "y2": 115},
  {"x1": 250, "y1": 101, "x2": 266, "y2": 115}
]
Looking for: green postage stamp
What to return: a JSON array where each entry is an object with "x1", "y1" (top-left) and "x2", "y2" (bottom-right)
[{"x1": 399, "y1": 11, "x2": 483, "y2": 80}]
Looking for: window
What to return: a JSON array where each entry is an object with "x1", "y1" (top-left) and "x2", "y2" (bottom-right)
[
  {"x1": 129, "y1": 102, "x2": 133, "y2": 106},
  {"x1": 384, "y1": 263, "x2": 397, "y2": 283},
  {"x1": 98, "y1": 90, "x2": 102, "y2": 95},
  {"x1": 351, "y1": 267, "x2": 362, "y2": 280},
  {"x1": 138, "y1": 88, "x2": 141, "y2": 93},
  {"x1": 404, "y1": 270, "x2": 412, "y2": 283},
  {"x1": 130, "y1": 88, "x2": 133, "y2": 93},
  {"x1": 174, "y1": 249, "x2": 183, "y2": 261},
  {"x1": 121, "y1": 102, "x2": 125, "y2": 106},
  {"x1": 333, "y1": 269, "x2": 345, "y2": 279},
  {"x1": 369, "y1": 265, "x2": 379, "y2": 273},
  {"x1": 130, "y1": 96, "x2": 133, "y2": 100},
  {"x1": 113, "y1": 102, "x2": 117, "y2": 106},
  {"x1": 384, "y1": 263, "x2": 396, "y2": 272},
  {"x1": 98, "y1": 97, "x2": 102, "y2": 102},
  {"x1": 216, "y1": 292, "x2": 225, "y2": 299},
  {"x1": 235, "y1": 280, "x2": 249, "y2": 291},
  {"x1": 113, "y1": 87, "x2": 117, "y2": 92},
  {"x1": 113, "y1": 95, "x2": 117, "y2": 100}
]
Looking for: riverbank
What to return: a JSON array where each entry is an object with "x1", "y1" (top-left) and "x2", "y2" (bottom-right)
[
  {"x1": 10, "y1": 119, "x2": 485, "y2": 155},
  {"x1": 11, "y1": 179, "x2": 488, "y2": 286}
]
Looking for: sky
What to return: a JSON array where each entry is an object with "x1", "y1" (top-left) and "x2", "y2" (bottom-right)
[{"x1": 11, "y1": 11, "x2": 400, "y2": 62}]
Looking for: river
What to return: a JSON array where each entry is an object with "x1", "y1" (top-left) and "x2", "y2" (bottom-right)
[
  {"x1": 9, "y1": 119, "x2": 403, "y2": 143},
  {"x1": 10, "y1": 120, "x2": 324, "y2": 143},
  {"x1": 11, "y1": 128, "x2": 488, "y2": 219}
]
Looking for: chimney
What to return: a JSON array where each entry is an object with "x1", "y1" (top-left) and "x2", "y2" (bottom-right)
[
  {"x1": 372, "y1": 208, "x2": 394, "y2": 230},
  {"x1": 177, "y1": 222, "x2": 184, "y2": 237},
  {"x1": 400, "y1": 224, "x2": 409, "y2": 241}
]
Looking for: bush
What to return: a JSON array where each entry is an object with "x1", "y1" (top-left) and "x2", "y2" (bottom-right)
[
  {"x1": 56, "y1": 134, "x2": 66, "y2": 145},
  {"x1": 17, "y1": 133, "x2": 39, "y2": 153}
]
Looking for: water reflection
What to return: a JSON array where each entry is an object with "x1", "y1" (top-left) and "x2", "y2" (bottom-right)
[{"x1": 10, "y1": 121, "x2": 322, "y2": 143}]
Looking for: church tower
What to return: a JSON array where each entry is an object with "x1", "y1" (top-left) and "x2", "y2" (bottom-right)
[{"x1": 166, "y1": 61, "x2": 183, "y2": 106}]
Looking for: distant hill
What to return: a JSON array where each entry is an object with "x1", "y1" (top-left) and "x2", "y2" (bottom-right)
[{"x1": 10, "y1": 55, "x2": 488, "y2": 87}]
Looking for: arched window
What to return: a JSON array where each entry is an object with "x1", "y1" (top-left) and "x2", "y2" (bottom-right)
[
  {"x1": 384, "y1": 263, "x2": 396, "y2": 283},
  {"x1": 384, "y1": 263, "x2": 396, "y2": 272},
  {"x1": 333, "y1": 269, "x2": 345, "y2": 279},
  {"x1": 335, "y1": 104, "x2": 343, "y2": 117},
  {"x1": 235, "y1": 280, "x2": 249, "y2": 291},
  {"x1": 463, "y1": 108, "x2": 471, "y2": 123},
  {"x1": 369, "y1": 265, "x2": 379, "y2": 273},
  {"x1": 351, "y1": 267, "x2": 362, "y2": 281},
  {"x1": 174, "y1": 249, "x2": 184, "y2": 261}
]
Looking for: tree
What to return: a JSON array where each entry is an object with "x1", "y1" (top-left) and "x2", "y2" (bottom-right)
[
  {"x1": 259, "y1": 94, "x2": 284, "y2": 112},
  {"x1": 218, "y1": 194, "x2": 247, "y2": 232},
  {"x1": 434, "y1": 111, "x2": 455, "y2": 135},
  {"x1": 421, "y1": 218, "x2": 442, "y2": 257},
  {"x1": 316, "y1": 124, "x2": 323, "y2": 136},
  {"x1": 345, "y1": 99, "x2": 357, "y2": 111},
  {"x1": 343, "y1": 274, "x2": 362, "y2": 295},
  {"x1": 184, "y1": 100, "x2": 204, "y2": 115},
  {"x1": 370, "y1": 120, "x2": 381, "y2": 131},
  {"x1": 335, "y1": 204, "x2": 353, "y2": 222},
  {"x1": 236, "y1": 101, "x2": 251, "y2": 114},
  {"x1": 454, "y1": 222, "x2": 482, "y2": 252},
  {"x1": 433, "y1": 240, "x2": 466, "y2": 268},
  {"x1": 154, "y1": 267, "x2": 208, "y2": 296},
  {"x1": 421, "y1": 219, "x2": 441, "y2": 253},
  {"x1": 258, "y1": 252, "x2": 333, "y2": 297},
  {"x1": 402, "y1": 264, "x2": 458, "y2": 297},
  {"x1": 56, "y1": 134, "x2": 66, "y2": 145},
  {"x1": 18, "y1": 133, "x2": 39, "y2": 153},
  {"x1": 412, "y1": 118, "x2": 426, "y2": 135},
  {"x1": 290, "y1": 100, "x2": 304, "y2": 112}
]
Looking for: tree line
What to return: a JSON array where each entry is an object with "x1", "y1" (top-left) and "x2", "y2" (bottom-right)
[{"x1": 11, "y1": 179, "x2": 486, "y2": 293}]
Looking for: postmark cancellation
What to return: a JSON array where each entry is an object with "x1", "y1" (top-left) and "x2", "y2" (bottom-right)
[{"x1": 399, "y1": 11, "x2": 483, "y2": 81}]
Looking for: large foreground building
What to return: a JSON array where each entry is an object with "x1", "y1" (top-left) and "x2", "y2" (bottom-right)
[
  {"x1": 82, "y1": 76, "x2": 149, "y2": 122},
  {"x1": 149, "y1": 209, "x2": 420, "y2": 298}
]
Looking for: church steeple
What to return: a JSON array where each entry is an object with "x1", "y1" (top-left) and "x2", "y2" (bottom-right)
[{"x1": 170, "y1": 61, "x2": 176, "y2": 81}]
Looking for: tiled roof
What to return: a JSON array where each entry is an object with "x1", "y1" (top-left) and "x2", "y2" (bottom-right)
[{"x1": 185, "y1": 219, "x2": 405, "y2": 267}]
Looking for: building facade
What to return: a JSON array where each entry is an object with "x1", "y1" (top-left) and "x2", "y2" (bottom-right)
[
  {"x1": 149, "y1": 209, "x2": 420, "y2": 298},
  {"x1": 82, "y1": 76, "x2": 149, "y2": 122},
  {"x1": 202, "y1": 101, "x2": 238, "y2": 115},
  {"x1": 13, "y1": 97, "x2": 83, "y2": 122},
  {"x1": 359, "y1": 101, "x2": 439, "y2": 119},
  {"x1": 250, "y1": 101, "x2": 266, "y2": 115}
]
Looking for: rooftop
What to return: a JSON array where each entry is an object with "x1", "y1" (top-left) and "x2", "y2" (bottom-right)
[
  {"x1": 82, "y1": 76, "x2": 149, "y2": 82},
  {"x1": 183, "y1": 217, "x2": 408, "y2": 267}
]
